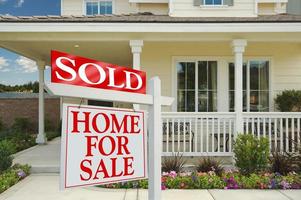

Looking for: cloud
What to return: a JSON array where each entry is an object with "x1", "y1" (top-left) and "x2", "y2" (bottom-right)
[
  {"x1": 15, "y1": 0, "x2": 24, "y2": 7},
  {"x1": 0, "y1": 0, "x2": 8, "y2": 4},
  {"x1": 15, "y1": 56, "x2": 37, "y2": 73},
  {"x1": 0, "y1": 56, "x2": 10, "y2": 72}
]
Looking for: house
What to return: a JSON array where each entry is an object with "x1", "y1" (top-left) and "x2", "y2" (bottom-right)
[{"x1": 0, "y1": 0, "x2": 300, "y2": 159}]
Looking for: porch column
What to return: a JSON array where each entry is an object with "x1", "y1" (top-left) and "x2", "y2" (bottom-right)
[
  {"x1": 36, "y1": 61, "x2": 47, "y2": 144},
  {"x1": 232, "y1": 39, "x2": 247, "y2": 133},
  {"x1": 130, "y1": 40, "x2": 144, "y2": 110}
]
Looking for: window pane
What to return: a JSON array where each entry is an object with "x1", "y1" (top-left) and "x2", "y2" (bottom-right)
[
  {"x1": 198, "y1": 91, "x2": 208, "y2": 112},
  {"x1": 229, "y1": 63, "x2": 235, "y2": 91},
  {"x1": 250, "y1": 61, "x2": 259, "y2": 90},
  {"x1": 229, "y1": 91, "x2": 235, "y2": 112},
  {"x1": 100, "y1": 1, "x2": 112, "y2": 14},
  {"x1": 259, "y1": 91, "x2": 269, "y2": 112},
  {"x1": 198, "y1": 61, "x2": 207, "y2": 90},
  {"x1": 214, "y1": 0, "x2": 222, "y2": 5},
  {"x1": 177, "y1": 62, "x2": 195, "y2": 112},
  {"x1": 208, "y1": 91, "x2": 217, "y2": 112},
  {"x1": 205, "y1": 0, "x2": 214, "y2": 5},
  {"x1": 208, "y1": 61, "x2": 217, "y2": 90},
  {"x1": 250, "y1": 90, "x2": 259, "y2": 112},
  {"x1": 259, "y1": 61, "x2": 269, "y2": 90},
  {"x1": 86, "y1": 2, "x2": 98, "y2": 15}
]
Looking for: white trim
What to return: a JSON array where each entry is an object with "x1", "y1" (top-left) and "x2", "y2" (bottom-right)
[
  {"x1": 1, "y1": 23, "x2": 301, "y2": 33},
  {"x1": 203, "y1": 0, "x2": 223, "y2": 6},
  {"x1": 60, "y1": 0, "x2": 64, "y2": 15}
]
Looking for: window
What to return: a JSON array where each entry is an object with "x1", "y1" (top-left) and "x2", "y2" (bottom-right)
[
  {"x1": 204, "y1": 0, "x2": 222, "y2": 5},
  {"x1": 229, "y1": 60, "x2": 270, "y2": 112},
  {"x1": 86, "y1": 1, "x2": 113, "y2": 15},
  {"x1": 177, "y1": 61, "x2": 218, "y2": 112}
]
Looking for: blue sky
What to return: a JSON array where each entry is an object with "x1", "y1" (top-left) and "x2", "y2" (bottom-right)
[{"x1": 0, "y1": 0, "x2": 60, "y2": 85}]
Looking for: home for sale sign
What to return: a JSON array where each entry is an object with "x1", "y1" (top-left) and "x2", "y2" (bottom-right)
[{"x1": 60, "y1": 104, "x2": 147, "y2": 189}]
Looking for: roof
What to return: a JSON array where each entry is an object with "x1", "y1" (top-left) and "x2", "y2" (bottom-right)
[
  {"x1": 0, "y1": 13, "x2": 301, "y2": 23},
  {"x1": 0, "y1": 92, "x2": 58, "y2": 99}
]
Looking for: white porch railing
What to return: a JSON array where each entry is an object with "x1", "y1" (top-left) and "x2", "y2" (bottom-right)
[
  {"x1": 162, "y1": 112, "x2": 236, "y2": 156},
  {"x1": 243, "y1": 112, "x2": 301, "y2": 154},
  {"x1": 162, "y1": 112, "x2": 301, "y2": 156}
]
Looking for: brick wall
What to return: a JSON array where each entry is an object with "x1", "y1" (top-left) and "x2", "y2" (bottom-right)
[{"x1": 0, "y1": 98, "x2": 60, "y2": 132}]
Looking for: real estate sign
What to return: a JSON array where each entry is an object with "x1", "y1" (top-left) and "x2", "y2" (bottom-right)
[{"x1": 60, "y1": 104, "x2": 147, "y2": 189}]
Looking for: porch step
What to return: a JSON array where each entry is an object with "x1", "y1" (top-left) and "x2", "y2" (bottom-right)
[{"x1": 30, "y1": 165, "x2": 60, "y2": 174}]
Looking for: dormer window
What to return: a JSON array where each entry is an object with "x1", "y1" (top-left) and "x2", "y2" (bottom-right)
[
  {"x1": 204, "y1": 0, "x2": 222, "y2": 5},
  {"x1": 85, "y1": 0, "x2": 113, "y2": 15}
]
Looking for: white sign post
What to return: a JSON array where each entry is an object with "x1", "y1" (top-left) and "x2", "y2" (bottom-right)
[{"x1": 47, "y1": 75, "x2": 173, "y2": 200}]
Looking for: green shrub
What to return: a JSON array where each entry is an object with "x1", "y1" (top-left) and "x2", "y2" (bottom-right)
[
  {"x1": 275, "y1": 90, "x2": 301, "y2": 112},
  {"x1": 0, "y1": 140, "x2": 16, "y2": 173},
  {"x1": 196, "y1": 157, "x2": 224, "y2": 176},
  {"x1": 233, "y1": 134, "x2": 269, "y2": 175},
  {"x1": 162, "y1": 153, "x2": 186, "y2": 173},
  {"x1": 0, "y1": 118, "x2": 3, "y2": 132},
  {"x1": 11, "y1": 117, "x2": 33, "y2": 133},
  {"x1": 0, "y1": 164, "x2": 30, "y2": 193}
]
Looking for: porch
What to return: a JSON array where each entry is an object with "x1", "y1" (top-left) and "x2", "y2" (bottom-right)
[{"x1": 162, "y1": 112, "x2": 301, "y2": 156}]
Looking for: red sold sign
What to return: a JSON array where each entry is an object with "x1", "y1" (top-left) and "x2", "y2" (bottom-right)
[{"x1": 51, "y1": 50, "x2": 146, "y2": 94}]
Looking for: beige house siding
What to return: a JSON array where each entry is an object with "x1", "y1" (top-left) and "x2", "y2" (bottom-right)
[
  {"x1": 140, "y1": 42, "x2": 301, "y2": 112},
  {"x1": 61, "y1": 0, "x2": 168, "y2": 15},
  {"x1": 138, "y1": 3, "x2": 169, "y2": 14},
  {"x1": 170, "y1": 0, "x2": 256, "y2": 17}
]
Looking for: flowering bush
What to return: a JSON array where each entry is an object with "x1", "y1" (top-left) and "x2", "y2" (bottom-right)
[{"x1": 100, "y1": 170, "x2": 301, "y2": 190}]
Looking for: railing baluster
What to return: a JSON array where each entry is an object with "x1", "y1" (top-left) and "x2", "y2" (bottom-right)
[
  {"x1": 263, "y1": 118, "x2": 266, "y2": 137},
  {"x1": 172, "y1": 119, "x2": 175, "y2": 153},
  {"x1": 206, "y1": 117, "x2": 209, "y2": 153},
  {"x1": 291, "y1": 118, "x2": 295, "y2": 152},
  {"x1": 183, "y1": 118, "x2": 186, "y2": 153},
  {"x1": 297, "y1": 118, "x2": 301, "y2": 150},
  {"x1": 252, "y1": 118, "x2": 255, "y2": 136},
  {"x1": 269, "y1": 118, "x2": 272, "y2": 152},
  {"x1": 211, "y1": 118, "x2": 215, "y2": 152},
  {"x1": 189, "y1": 118, "x2": 192, "y2": 153},
  {"x1": 166, "y1": 118, "x2": 169, "y2": 153},
  {"x1": 257, "y1": 117, "x2": 260, "y2": 139},
  {"x1": 194, "y1": 117, "x2": 198, "y2": 153},
  {"x1": 223, "y1": 118, "x2": 226, "y2": 152},
  {"x1": 200, "y1": 118, "x2": 203, "y2": 153},
  {"x1": 286, "y1": 118, "x2": 289, "y2": 152},
  {"x1": 229, "y1": 119, "x2": 232, "y2": 152},
  {"x1": 280, "y1": 118, "x2": 283, "y2": 153},
  {"x1": 274, "y1": 118, "x2": 277, "y2": 152},
  {"x1": 217, "y1": 118, "x2": 220, "y2": 153},
  {"x1": 177, "y1": 119, "x2": 180, "y2": 152}
]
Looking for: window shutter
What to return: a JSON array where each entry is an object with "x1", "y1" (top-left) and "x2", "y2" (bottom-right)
[
  {"x1": 223, "y1": 0, "x2": 234, "y2": 6},
  {"x1": 193, "y1": 0, "x2": 203, "y2": 6}
]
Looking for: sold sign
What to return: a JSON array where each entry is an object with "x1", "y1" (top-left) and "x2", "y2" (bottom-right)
[
  {"x1": 61, "y1": 104, "x2": 147, "y2": 188},
  {"x1": 51, "y1": 50, "x2": 146, "y2": 94}
]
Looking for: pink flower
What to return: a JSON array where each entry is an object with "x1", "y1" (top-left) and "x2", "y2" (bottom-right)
[
  {"x1": 168, "y1": 171, "x2": 177, "y2": 178},
  {"x1": 162, "y1": 172, "x2": 169, "y2": 176}
]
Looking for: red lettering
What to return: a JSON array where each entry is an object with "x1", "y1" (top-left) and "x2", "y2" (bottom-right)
[
  {"x1": 116, "y1": 136, "x2": 130, "y2": 155},
  {"x1": 93, "y1": 159, "x2": 110, "y2": 179},
  {"x1": 111, "y1": 157, "x2": 123, "y2": 178},
  {"x1": 124, "y1": 157, "x2": 134, "y2": 176},
  {"x1": 92, "y1": 113, "x2": 110, "y2": 133},
  {"x1": 98, "y1": 136, "x2": 115, "y2": 156},
  {"x1": 85, "y1": 136, "x2": 98, "y2": 157},
  {"x1": 130, "y1": 115, "x2": 140, "y2": 133},
  {"x1": 71, "y1": 111, "x2": 91, "y2": 133},
  {"x1": 111, "y1": 114, "x2": 129, "y2": 133},
  {"x1": 80, "y1": 159, "x2": 92, "y2": 181}
]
